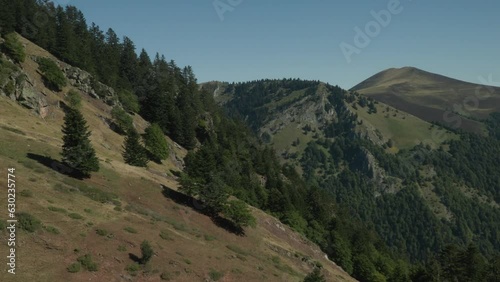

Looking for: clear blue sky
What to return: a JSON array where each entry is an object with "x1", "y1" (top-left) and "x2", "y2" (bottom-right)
[{"x1": 66, "y1": 0, "x2": 500, "y2": 89}]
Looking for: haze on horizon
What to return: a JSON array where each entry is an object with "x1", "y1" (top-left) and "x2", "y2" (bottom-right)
[{"x1": 70, "y1": 0, "x2": 500, "y2": 89}]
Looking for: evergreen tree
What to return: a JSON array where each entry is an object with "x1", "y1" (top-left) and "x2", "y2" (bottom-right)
[
  {"x1": 144, "y1": 123, "x2": 169, "y2": 162},
  {"x1": 123, "y1": 129, "x2": 149, "y2": 167},
  {"x1": 61, "y1": 107, "x2": 99, "y2": 177}
]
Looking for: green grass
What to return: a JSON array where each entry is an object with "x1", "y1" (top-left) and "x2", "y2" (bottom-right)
[
  {"x1": 226, "y1": 245, "x2": 249, "y2": 256},
  {"x1": 44, "y1": 225, "x2": 60, "y2": 234},
  {"x1": 95, "y1": 228, "x2": 109, "y2": 236},
  {"x1": 124, "y1": 226, "x2": 138, "y2": 234},
  {"x1": 117, "y1": 245, "x2": 127, "y2": 252},
  {"x1": 352, "y1": 103, "x2": 455, "y2": 150},
  {"x1": 204, "y1": 234, "x2": 216, "y2": 241},
  {"x1": 19, "y1": 190, "x2": 33, "y2": 197},
  {"x1": 159, "y1": 230, "x2": 174, "y2": 241},
  {"x1": 0, "y1": 125, "x2": 26, "y2": 136},
  {"x1": 125, "y1": 263, "x2": 141, "y2": 276},
  {"x1": 68, "y1": 213, "x2": 84, "y2": 220},
  {"x1": 48, "y1": 206, "x2": 67, "y2": 213}
]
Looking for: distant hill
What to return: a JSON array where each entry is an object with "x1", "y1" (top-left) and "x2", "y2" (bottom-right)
[{"x1": 352, "y1": 67, "x2": 500, "y2": 133}]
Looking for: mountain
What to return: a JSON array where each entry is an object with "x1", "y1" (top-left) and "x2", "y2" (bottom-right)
[
  {"x1": 352, "y1": 67, "x2": 500, "y2": 133},
  {"x1": 210, "y1": 77, "x2": 500, "y2": 280},
  {"x1": 0, "y1": 34, "x2": 356, "y2": 281},
  {"x1": 2, "y1": 1, "x2": 500, "y2": 281}
]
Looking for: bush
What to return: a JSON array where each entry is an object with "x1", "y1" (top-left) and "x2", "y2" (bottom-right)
[
  {"x1": 223, "y1": 200, "x2": 256, "y2": 229},
  {"x1": 67, "y1": 262, "x2": 81, "y2": 273},
  {"x1": 77, "y1": 254, "x2": 98, "y2": 271},
  {"x1": 303, "y1": 268, "x2": 326, "y2": 282},
  {"x1": 65, "y1": 89, "x2": 82, "y2": 109},
  {"x1": 140, "y1": 240, "x2": 154, "y2": 264},
  {"x1": 144, "y1": 123, "x2": 169, "y2": 162},
  {"x1": 125, "y1": 263, "x2": 141, "y2": 276},
  {"x1": 111, "y1": 106, "x2": 133, "y2": 134},
  {"x1": 124, "y1": 226, "x2": 138, "y2": 233},
  {"x1": 118, "y1": 90, "x2": 140, "y2": 113},
  {"x1": 37, "y1": 57, "x2": 66, "y2": 91},
  {"x1": 209, "y1": 269, "x2": 224, "y2": 281},
  {"x1": 17, "y1": 212, "x2": 41, "y2": 232},
  {"x1": 2, "y1": 33, "x2": 25, "y2": 63},
  {"x1": 95, "y1": 228, "x2": 109, "y2": 236},
  {"x1": 68, "y1": 213, "x2": 84, "y2": 220}
]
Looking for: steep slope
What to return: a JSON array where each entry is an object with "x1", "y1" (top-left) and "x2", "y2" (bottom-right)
[
  {"x1": 352, "y1": 67, "x2": 500, "y2": 133},
  {"x1": 0, "y1": 35, "x2": 355, "y2": 282},
  {"x1": 211, "y1": 77, "x2": 500, "y2": 277}
]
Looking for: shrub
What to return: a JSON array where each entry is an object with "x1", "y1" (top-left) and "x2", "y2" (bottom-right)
[
  {"x1": 65, "y1": 89, "x2": 82, "y2": 109},
  {"x1": 209, "y1": 269, "x2": 224, "y2": 281},
  {"x1": 68, "y1": 213, "x2": 84, "y2": 220},
  {"x1": 2, "y1": 33, "x2": 25, "y2": 63},
  {"x1": 118, "y1": 90, "x2": 140, "y2": 113},
  {"x1": 124, "y1": 226, "x2": 138, "y2": 234},
  {"x1": 77, "y1": 254, "x2": 98, "y2": 271},
  {"x1": 140, "y1": 240, "x2": 153, "y2": 264},
  {"x1": 37, "y1": 57, "x2": 66, "y2": 91},
  {"x1": 223, "y1": 200, "x2": 257, "y2": 229},
  {"x1": 17, "y1": 212, "x2": 41, "y2": 232},
  {"x1": 304, "y1": 267, "x2": 326, "y2": 282},
  {"x1": 67, "y1": 262, "x2": 81, "y2": 273},
  {"x1": 111, "y1": 106, "x2": 133, "y2": 134},
  {"x1": 95, "y1": 228, "x2": 108, "y2": 236},
  {"x1": 125, "y1": 263, "x2": 141, "y2": 276}
]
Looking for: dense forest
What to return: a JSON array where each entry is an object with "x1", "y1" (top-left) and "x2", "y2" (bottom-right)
[{"x1": 1, "y1": 1, "x2": 499, "y2": 281}]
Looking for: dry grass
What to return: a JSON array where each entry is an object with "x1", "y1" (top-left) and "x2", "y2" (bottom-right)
[{"x1": 0, "y1": 35, "x2": 355, "y2": 282}]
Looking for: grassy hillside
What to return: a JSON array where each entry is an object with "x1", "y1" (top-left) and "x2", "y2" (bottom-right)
[
  {"x1": 0, "y1": 35, "x2": 354, "y2": 282},
  {"x1": 352, "y1": 67, "x2": 500, "y2": 133}
]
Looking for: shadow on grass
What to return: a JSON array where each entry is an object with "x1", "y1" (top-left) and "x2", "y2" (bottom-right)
[
  {"x1": 160, "y1": 185, "x2": 244, "y2": 236},
  {"x1": 128, "y1": 253, "x2": 141, "y2": 264},
  {"x1": 26, "y1": 153, "x2": 87, "y2": 179}
]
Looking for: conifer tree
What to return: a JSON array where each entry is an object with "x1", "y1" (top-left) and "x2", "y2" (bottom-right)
[
  {"x1": 144, "y1": 123, "x2": 169, "y2": 162},
  {"x1": 123, "y1": 129, "x2": 149, "y2": 167},
  {"x1": 61, "y1": 107, "x2": 99, "y2": 177}
]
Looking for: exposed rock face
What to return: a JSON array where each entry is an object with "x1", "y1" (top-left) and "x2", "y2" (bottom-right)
[
  {"x1": 355, "y1": 147, "x2": 402, "y2": 195},
  {"x1": 0, "y1": 56, "x2": 48, "y2": 117},
  {"x1": 63, "y1": 66, "x2": 120, "y2": 107}
]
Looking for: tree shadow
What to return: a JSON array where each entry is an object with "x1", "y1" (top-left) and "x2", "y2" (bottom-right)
[
  {"x1": 26, "y1": 153, "x2": 87, "y2": 179},
  {"x1": 160, "y1": 185, "x2": 245, "y2": 236},
  {"x1": 128, "y1": 253, "x2": 141, "y2": 264}
]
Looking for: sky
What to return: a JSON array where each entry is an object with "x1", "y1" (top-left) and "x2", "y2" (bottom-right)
[{"x1": 65, "y1": 0, "x2": 500, "y2": 89}]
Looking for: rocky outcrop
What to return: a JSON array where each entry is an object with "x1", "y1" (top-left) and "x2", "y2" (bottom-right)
[
  {"x1": 0, "y1": 55, "x2": 48, "y2": 117},
  {"x1": 63, "y1": 66, "x2": 120, "y2": 106},
  {"x1": 355, "y1": 147, "x2": 402, "y2": 195}
]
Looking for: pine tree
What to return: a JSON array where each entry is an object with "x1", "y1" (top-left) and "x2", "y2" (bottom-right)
[
  {"x1": 61, "y1": 107, "x2": 99, "y2": 177},
  {"x1": 144, "y1": 123, "x2": 169, "y2": 162},
  {"x1": 123, "y1": 129, "x2": 149, "y2": 167}
]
